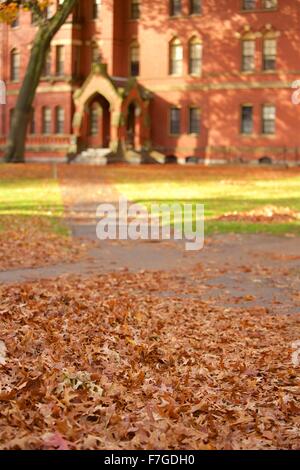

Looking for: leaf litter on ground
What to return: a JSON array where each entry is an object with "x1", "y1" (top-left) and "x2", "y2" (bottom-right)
[{"x1": 0, "y1": 271, "x2": 299, "y2": 450}]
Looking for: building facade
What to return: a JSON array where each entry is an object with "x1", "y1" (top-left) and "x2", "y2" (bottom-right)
[{"x1": 0, "y1": 0, "x2": 300, "y2": 164}]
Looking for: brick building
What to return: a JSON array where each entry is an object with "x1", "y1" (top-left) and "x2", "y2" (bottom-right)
[{"x1": 0, "y1": 0, "x2": 300, "y2": 164}]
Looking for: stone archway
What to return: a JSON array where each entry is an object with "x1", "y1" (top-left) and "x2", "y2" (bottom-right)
[
  {"x1": 73, "y1": 65, "x2": 122, "y2": 154},
  {"x1": 72, "y1": 64, "x2": 152, "y2": 160}
]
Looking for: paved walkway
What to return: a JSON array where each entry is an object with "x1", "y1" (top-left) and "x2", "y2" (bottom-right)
[{"x1": 0, "y1": 172, "x2": 299, "y2": 315}]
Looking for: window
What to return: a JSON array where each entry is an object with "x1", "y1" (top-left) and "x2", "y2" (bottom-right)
[
  {"x1": 42, "y1": 107, "x2": 52, "y2": 134},
  {"x1": 55, "y1": 46, "x2": 65, "y2": 76},
  {"x1": 190, "y1": 0, "x2": 202, "y2": 15},
  {"x1": 131, "y1": 0, "x2": 140, "y2": 20},
  {"x1": 242, "y1": 0, "x2": 277, "y2": 10},
  {"x1": 170, "y1": 0, "x2": 181, "y2": 17},
  {"x1": 55, "y1": 107, "x2": 65, "y2": 134},
  {"x1": 262, "y1": 104, "x2": 276, "y2": 134},
  {"x1": 189, "y1": 37, "x2": 202, "y2": 76},
  {"x1": 92, "y1": 0, "x2": 102, "y2": 19},
  {"x1": 30, "y1": 109, "x2": 35, "y2": 134},
  {"x1": 242, "y1": 40, "x2": 255, "y2": 71},
  {"x1": 170, "y1": 38, "x2": 183, "y2": 76},
  {"x1": 0, "y1": 80, "x2": 5, "y2": 106},
  {"x1": 130, "y1": 43, "x2": 140, "y2": 76},
  {"x1": 9, "y1": 108, "x2": 14, "y2": 128},
  {"x1": 189, "y1": 107, "x2": 201, "y2": 134},
  {"x1": 10, "y1": 49, "x2": 20, "y2": 81},
  {"x1": 11, "y1": 15, "x2": 19, "y2": 28},
  {"x1": 44, "y1": 5, "x2": 53, "y2": 19},
  {"x1": 241, "y1": 105, "x2": 253, "y2": 134},
  {"x1": 89, "y1": 104, "x2": 99, "y2": 135},
  {"x1": 243, "y1": 0, "x2": 257, "y2": 10},
  {"x1": 170, "y1": 107, "x2": 181, "y2": 135},
  {"x1": 31, "y1": 11, "x2": 39, "y2": 24},
  {"x1": 263, "y1": 38, "x2": 276, "y2": 71},
  {"x1": 73, "y1": 45, "x2": 81, "y2": 77},
  {"x1": 42, "y1": 49, "x2": 52, "y2": 77},
  {"x1": 263, "y1": 0, "x2": 277, "y2": 9},
  {"x1": 73, "y1": 2, "x2": 82, "y2": 23}
]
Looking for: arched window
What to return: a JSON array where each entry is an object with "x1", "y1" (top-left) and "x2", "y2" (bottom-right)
[
  {"x1": 170, "y1": 38, "x2": 183, "y2": 76},
  {"x1": 11, "y1": 14, "x2": 19, "y2": 28},
  {"x1": 242, "y1": 39, "x2": 255, "y2": 72},
  {"x1": 263, "y1": 37, "x2": 277, "y2": 71},
  {"x1": 130, "y1": 42, "x2": 140, "y2": 76},
  {"x1": 73, "y1": 1, "x2": 82, "y2": 23},
  {"x1": 55, "y1": 45, "x2": 65, "y2": 76},
  {"x1": 10, "y1": 49, "x2": 20, "y2": 81},
  {"x1": 30, "y1": 108, "x2": 35, "y2": 134},
  {"x1": 42, "y1": 48, "x2": 52, "y2": 77},
  {"x1": 131, "y1": 0, "x2": 140, "y2": 20},
  {"x1": 0, "y1": 80, "x2": 6, "y2": 105},
  {"x1": 55, "y1": 106, "x2": 65, "y2": 134},
  {"x1": 189, "y1": 37, "x2": 202, "y2": 76},
  {"x1": 170, "y1": 0, "x2": 181, "y2": 17},
  {"x1": 42, "y1": 107, "x2": 52, "y2": 134},
  {"x1": 189, "y1": 0, "x2": 202, "y2": 15},
  {"x1": 44, "y1": 5, "x2": 53, "y2": 19},
  {"x1": 92, "y1": 0, "x2": 102, "y2": 19}
]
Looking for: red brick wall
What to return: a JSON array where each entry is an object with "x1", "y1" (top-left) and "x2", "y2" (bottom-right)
[{"x1": 0, "y1": 0, "x2": 300, "y2": 164}]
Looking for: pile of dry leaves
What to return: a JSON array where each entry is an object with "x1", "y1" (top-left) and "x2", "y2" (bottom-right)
[
  {"x1": 0, "y1": 271, "x2": 299, "y2": 450},
  {"x1": 0, "y1": 216, "x2": 88, "y2": 271},
  {"x1": 216, "y1": 206, "x2": 300, "y2": 224}
]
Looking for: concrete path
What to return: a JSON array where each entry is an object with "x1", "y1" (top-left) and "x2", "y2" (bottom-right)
[
  {"x1": 0, "y1": 172, "x2": 299, "y2": 315},
  {"x1": 0, "y1": 225, "x2": 299, "y2": 315}
]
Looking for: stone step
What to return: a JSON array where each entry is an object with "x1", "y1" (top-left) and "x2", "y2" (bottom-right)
[{"x1": 73, "y1": 148, "x2": 112, "y2": 165}]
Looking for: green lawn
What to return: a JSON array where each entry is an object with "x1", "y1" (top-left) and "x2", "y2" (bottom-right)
[
  {"x1": 1, "y1": 165, "x2": 300, "y2": 237},
  {"x1": 111, "y1": 166, "x2": 300, "y2": 236},
  {"x1": 0, "y1": 176, "x2": 66, "y2": 235}
]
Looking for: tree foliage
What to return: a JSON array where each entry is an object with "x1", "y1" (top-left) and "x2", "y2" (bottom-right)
[{"x1": 0, "y1": 1, "x2": 51, "y2": 23}]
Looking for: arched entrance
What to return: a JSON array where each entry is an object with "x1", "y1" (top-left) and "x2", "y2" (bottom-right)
[
  {"x1": 72, "y1": 65, "x2": 152, "y2": 160},
  {"x1": 83, "y1": 93, "x2": 111, "y2": 150}
]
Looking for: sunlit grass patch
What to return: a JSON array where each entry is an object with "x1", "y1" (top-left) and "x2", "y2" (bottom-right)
[
  {"x1": 0, "y1": 177, "x2": 67, "y2": 236},
  {"x1": 0, "y1": 179, "x2": 63, "y2": 216},
  {"x1": 113, "y1": 168, "x2": 300, "y2": 236}
]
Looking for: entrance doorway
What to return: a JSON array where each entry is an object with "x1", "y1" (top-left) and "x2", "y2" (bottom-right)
[{"x1": 85, "y1": 94, "x2": 111, "y2": 149}]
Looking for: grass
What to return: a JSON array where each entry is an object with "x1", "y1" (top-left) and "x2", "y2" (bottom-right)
[
  {"x1": 0, "y1": 175, "x2": 67, "y2": 236},
  {"x1": 110, "y1": 166, "x2": 300, "y2": 236},
  {"x1": 0, "y1": 164, "x2": 300, "y2": 237}
]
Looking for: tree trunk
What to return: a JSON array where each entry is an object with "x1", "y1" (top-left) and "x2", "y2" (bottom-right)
[
  {"x1": 5, "y1": 29, "x2": 50, "y2": 163},
  {"x1": 4, "y1": 0, "x2": 77, "y2": 163}
]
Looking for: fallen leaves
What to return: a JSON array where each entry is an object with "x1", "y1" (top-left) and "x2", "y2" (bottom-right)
[
  {"x1": 0, "y1": 216, "x2": 88, "y2": 271},
  {"x1": 216, "y1": 206, "x2": 300, "y2": 224},
  {"x1": 42, "y1": 432, "x2": 71, "y2": 451},
  {"x1": 0, "y1": 271, "x2": 300, "y2": 450}
]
